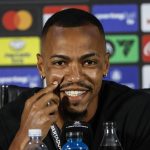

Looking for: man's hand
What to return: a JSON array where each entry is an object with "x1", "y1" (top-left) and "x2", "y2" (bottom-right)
[{"x1": 9, "y1": 81, "x2": 60, "y2": 150}]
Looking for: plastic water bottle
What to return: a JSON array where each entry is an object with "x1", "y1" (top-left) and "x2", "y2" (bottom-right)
[
  {"x1": 62, "y1": 131, "x2": 89, "y2": 150},
  {"x1": 99, "y1": 122, "x2": 123, "y2": 150},
  {"x1": 24, "y1": 129, "x2": 48, "y2": 150}
]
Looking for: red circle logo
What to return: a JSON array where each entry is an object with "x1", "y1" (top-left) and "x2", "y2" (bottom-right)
[{"x1": 2, "y1": 10, "x2": 33, "y2": 31}]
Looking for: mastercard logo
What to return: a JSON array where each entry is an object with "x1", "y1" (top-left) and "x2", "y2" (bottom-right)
[{"x1": 2, "y1": 10, "x2": 33, "y2": 31}]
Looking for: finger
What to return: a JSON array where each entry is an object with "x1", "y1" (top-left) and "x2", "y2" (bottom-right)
[
  {"x1": 35, "y1": 93, "x2": 59, "y2": 109},
  {"x1": 43, "y1": 104, "x2": 58, "y2": 115},
  {"x1": 26, "y1": 81, "x2": 59, "y2": 106},
  {"x1": 36, "y1": 81, "x2": 59, "y2": 99},
  {"x1": 41, "y1": 105, "x2": 58, "y2": 123},
  {"x1": 38, "y1": 104, "x2": 58, "y2": 125},
  {"x1": 47, "y1": 77, "x2": 64, "y2": 95}
]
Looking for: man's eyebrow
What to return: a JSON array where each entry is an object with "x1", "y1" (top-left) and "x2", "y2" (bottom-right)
[
  {"x1": 49, "y1": 52, "x2": 99, "y2": 60},
  {"x1": 80, "y1": 52, "x2": 99, "y2": 60},
  {"x1": 50, "y1": 55, "x2": 70, "y2": 60}
]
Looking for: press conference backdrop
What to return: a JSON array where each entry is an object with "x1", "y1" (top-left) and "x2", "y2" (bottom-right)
[{"x1": 0, "y1": 0, "x2": 150, "y2": 89}]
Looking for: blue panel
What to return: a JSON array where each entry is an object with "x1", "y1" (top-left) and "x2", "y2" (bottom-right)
[
  {"x1": 105, "y1": 65, "x2": 139, "y2": 89},
  {"x1": 0, "y1": 67, "x2": 42, "y2": 87},
  {"x1": 92, "y1": 4, "x2": 138, "y2": 33}
]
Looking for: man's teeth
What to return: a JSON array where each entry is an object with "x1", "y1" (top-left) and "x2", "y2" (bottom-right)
[{"x1": 65, "y1": 91, "x2": 85, "y2": 97}]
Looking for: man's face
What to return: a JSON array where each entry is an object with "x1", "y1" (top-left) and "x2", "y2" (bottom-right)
[{"x1": 37, "y1": 24, "x2": 109, "y2": 121}]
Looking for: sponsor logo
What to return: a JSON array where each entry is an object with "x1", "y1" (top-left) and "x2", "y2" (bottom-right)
[
  {"x1": 0, "y1": 6, "x2": 41, "y2": 36},
  {"x1": 105, "y1": 65, "x2": 139, "y2": 89},
  {"x1": 142, "y1": 35, "x2": 150, "y2": 62},
  {"x1": 9, "y1": 40, "x2": 25, "y2": 50},
  {"x1": 0, "y1": 67, "x2": 41, "y2": 87},
  {"x1": 66, "y1": 121, "x2": 88, "y2": 129},
  {"x1": 0, "y1": 37, "x2": 40, "y2": 65},
  {"x1": 106, "y1": 35, "x2": 139, "y2": 63},
  {"x1": 141, "y1": 3, "x2": 150, "y2": 32},
  {"x1": 2, "y1": 10, "x2": 33, "y2": 31},
  {"x1": 43, "y1": 5, "x2": 89, "y2": 25},
  {"x1": 142, "y1": 65, "x2": 150, "y2": 88},
  {"x1": 92, "y1": 4, "x2": 138, "y2": 32}
]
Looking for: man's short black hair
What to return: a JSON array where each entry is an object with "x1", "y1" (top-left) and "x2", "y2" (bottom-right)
[{"x1": 42, "y1": 8, "x2": 105, "y2": 38}]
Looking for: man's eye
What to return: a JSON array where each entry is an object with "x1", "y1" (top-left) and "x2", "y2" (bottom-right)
[
  {"x1": 83, "y1": 60, "x2": 97, "y2": 66},
  {"x1": 52, "y1": 61, "x2": 66, "y2": 66}
]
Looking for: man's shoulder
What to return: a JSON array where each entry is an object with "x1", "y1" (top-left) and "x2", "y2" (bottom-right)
[
  {"x1": 101, "y1": 80, "x2": 150, "y2": 103},
  {"x1": 102, "y1": 80, "x2": 131, "y2": 92},
  {"x1": 101, "y1": 80, "x2": 132, "y2": 99},
  {"x1": 99, "y1": 81, "x2": 150, "y2": 150},
  {"x1": 101, "y1": 80, "x2": 150, "y2": 130}
]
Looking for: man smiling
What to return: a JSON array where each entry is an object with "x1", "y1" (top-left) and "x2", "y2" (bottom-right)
[{"x1": 0, "y1": 8, "x2": 150, "y2": 150}]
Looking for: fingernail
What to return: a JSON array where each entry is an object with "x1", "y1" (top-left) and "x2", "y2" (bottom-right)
[{"x1": 52, "y1": 81, "x2": 58, "y2": 85}]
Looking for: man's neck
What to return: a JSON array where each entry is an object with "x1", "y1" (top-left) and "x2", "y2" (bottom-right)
[
  {"x1": 56, "y1": 96, "x2": 99, "y2": 129},
  {"x1": 84, "y1": 97, "x2": 98, "y2": 122}
]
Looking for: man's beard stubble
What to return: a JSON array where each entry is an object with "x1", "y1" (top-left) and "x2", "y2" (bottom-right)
[
  {"x1": 58, "y1": 96, "x2": 87, "y2": 122},
  {"x1": 56, "y1": 80, "x2": 93, "y2": 122}
]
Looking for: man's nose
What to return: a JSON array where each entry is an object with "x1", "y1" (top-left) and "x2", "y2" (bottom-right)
[{"x1": 67, "y1": 63, "x2": 82, "y2": 82}]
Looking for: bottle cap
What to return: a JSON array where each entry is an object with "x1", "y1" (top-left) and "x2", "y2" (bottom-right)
[
  {"x1": 28, "y1": 129, "x2": 42, "y2": 137},
  {"x1": 66, "y1": 131, "x2": 83, "y2": 138},
  {"x1": 103, "y1": 121, "x2": 116, "y2": 128}
]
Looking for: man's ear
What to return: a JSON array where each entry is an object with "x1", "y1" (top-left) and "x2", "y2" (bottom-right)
[
  {"x1": 103, "y1": 52, "x2": 110, "y2": 76},
  {"x1": 37, "y1": 53, "x2": 45, "y2": 77}
]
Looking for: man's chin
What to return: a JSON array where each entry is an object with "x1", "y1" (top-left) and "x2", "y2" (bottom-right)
[
  {"x1": 62, "y1": 108, "x2": 87, "y2": 122},
  {"x1": 58, "y1": 96, "x2": 87, "y2": 121}
]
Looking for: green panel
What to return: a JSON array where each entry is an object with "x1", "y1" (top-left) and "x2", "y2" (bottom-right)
[{"x1": 106, "y1": 35, "x2": 139, "y2": 64}]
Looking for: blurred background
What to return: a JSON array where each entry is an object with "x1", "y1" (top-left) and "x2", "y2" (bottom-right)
[{"x1": 0, "y1": 0, "x2": 150, "y2": 89}]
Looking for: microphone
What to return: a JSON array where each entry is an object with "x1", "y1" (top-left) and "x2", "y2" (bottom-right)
[{"x1": 61, "y1": 121, "x2": 93, "y2": 149}]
